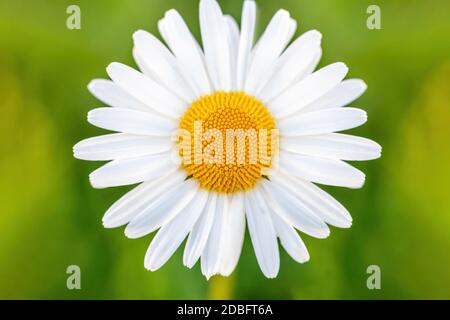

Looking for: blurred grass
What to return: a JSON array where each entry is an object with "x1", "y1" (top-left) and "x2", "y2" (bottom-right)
[{"x1": 0, "y1": 0, "x2": 449, "y2": 299}]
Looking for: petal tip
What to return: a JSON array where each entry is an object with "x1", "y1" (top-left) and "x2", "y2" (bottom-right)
[
  {"x1": 88, "y1": 171, "x2": 106, "y2": 189},
  {"x1": 72, "y1": 148, "x2": 83, "y2": 160},
  {"x1": 308, "y1": 29, "x2": 322, "y2": 41},
  {"x1": 88, "y1": 174, "x2": 100, "y2": 189},
  {"x1": 276, "y1": 9, "x2": 291, "y2": 18},
  {"x1": 264, "y1": 270, "x2": 279, "y2": 279},
  {"x1": 373, "y1": 143, "x2": 382, "y2": 159},
  {"x1": 124, "y1": 228, "x2": 138, "y2": 239},
  {"x1": 133, "y1": 29, "x2": 146, "y2": 39},
  {"x1": 106, "y1": 62, "x2": 127, "y2": 78},
  {"x1": 321, "y1": 228, "x2": 331, "y2": 239},
  {"x1": 339, "y1": 220, "x2": 353, "y2": 229},
  {"x1": 87, "y1": 79, "x2": 98, "y2": 91},
  {"x1": 353, "y1": 173, "x2": 366, "y2": 189},
  {"x1": 165, "y1": 8, "x2": 179, "y2": 19},
  {"x1": 335, "y1": 62, "x2": 349, "y2": 74},
  {"x1": 360, "y1": 80, "x2": 368, "y2": 91},
  {"x1": 144, "y1": 258, "x2": 160, "y2": 272},
  {"x1": 300, "y1": 254, "x2": 311, "y2": 264},
  {"x1": 102, "y1": 216, "x2": 120, "y2": 229}
]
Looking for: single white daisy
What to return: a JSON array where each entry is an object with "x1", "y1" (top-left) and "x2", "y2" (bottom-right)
[{"x1": 74, "y1": 0, "x2": 381, "y2": 279}]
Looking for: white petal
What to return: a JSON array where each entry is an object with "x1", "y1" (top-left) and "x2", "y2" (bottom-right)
[
  {"x1": 279, "y1": 107, "x2": 367, "y2": 137},
  {"x1": 102, "y1": 170, "x2": 185, "y2": 228},
  {"x1": 183, "y1": 193, "x2": 218, "y2": 268},
  {"x1": 224, "y1": 15, "x2": 240, "y2": 90},
  {"x1": 125, "y1": 179, "x2": 198, "y2": 239},
  {"x1": 144, "y1": 188, "x2": 209, "y2": 271},
  {"x1": 305, "y1": 48, "x2": 322, "y2": 75},
  {"x1": 87, "y1": 79, "x2": 148, "y2": 112},
  {"x1": 279, "y1": 152, "x2": 366, "y2": 188},
  {"x1": 261, "y1": 181, "x2": 330, "y2": 238},
  {"x1": 225, "y1": 15, "x2": 239, "y2": 44},
  {"x1": 245, "y1": 187, "x2": 279, "y2": 278},
  {"x1": 132, "y1": 48, "x2": 154, "y2": 80},
  {"x1": 271, "y1": 213, "x2": 309, "y2": 263},
  {"x1": 73, "y1": 133, "x2": 172, "y2": 161},
  {"x1": 281, "y1": 133, "x2": 382, "y2": 161},
  {"x1": 270, "y1": 172, "x2": 352, "y2": 228},
  {"x1": 302, "y1": 79, "x2": 367, "y2": 112},
  {"x1": 107, "y1": 62, "x2": 185, "y2": 119},
  {"x1": 87, "y1": 107, "x2": 176, "y2": 137},
  {"x1": 287, "y1": 18, "x2": 297, "y2": 41},
  {"x1": 269, "y1": 62, "x2": 349, "y2": 118},
  {"x1": 132, "y1": 30, "x2": 196, "y2": 103},
  {"x1": 201, "y1": 194, "x2": 229, "y2": 279},
  {"x1": 200, "y1": 0, "x2": 231, "y2": 91},
  {"x1": 158, "y1": 10, "x2": 211, "y2": 96},
  {"x1": 245, "y1": 9, "x2": 295, "y2": 94},
  {"x1": 219, "y1": 192, "x2": 246, "y2": 276},
  {"x1": 89, "y1": 153, "x2": 176, "y2": 189},
  {"x1": 256, "y1": 30, "x2": 322, "y2": 102},
  {"x1": 236, "y1": 0, "x2": 256, "y2": 90}
]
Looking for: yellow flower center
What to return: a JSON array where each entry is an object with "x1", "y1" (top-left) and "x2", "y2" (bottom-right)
[{"x1": 178, "y1": 91, "x2": 277, "y2": 194}]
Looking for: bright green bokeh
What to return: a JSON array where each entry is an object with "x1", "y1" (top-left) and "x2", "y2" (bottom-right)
[{"x1": 0, "y1": 0, "x2": 449, "y2": 299}]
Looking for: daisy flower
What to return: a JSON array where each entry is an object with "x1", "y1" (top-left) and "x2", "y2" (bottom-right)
[{"x1": 74, "y1": 0, "x2": 381, "y2": 279}]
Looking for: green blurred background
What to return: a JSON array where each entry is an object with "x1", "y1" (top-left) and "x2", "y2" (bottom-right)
[{"x1": 0, "y1": 0, "x2": 449, "y2": 299}]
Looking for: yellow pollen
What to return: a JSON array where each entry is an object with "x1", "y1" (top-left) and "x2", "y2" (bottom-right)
[{"x1": 178, "y1": 91, "x2": 277, "y2": 194}]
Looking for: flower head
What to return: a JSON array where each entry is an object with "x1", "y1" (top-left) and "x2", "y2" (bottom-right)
[{"x1": 74, "y1": 0, "x2": 381, "y2": 279}]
